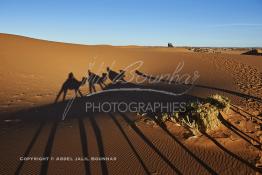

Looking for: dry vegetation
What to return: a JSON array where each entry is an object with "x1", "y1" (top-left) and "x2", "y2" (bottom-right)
[{"x1": 160, "y1": 95, "x2": 231, "y2": 135}]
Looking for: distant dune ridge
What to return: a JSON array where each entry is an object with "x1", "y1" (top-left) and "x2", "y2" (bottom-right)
[{"x1": 0, "y1": 33, "x2": 262, "y2": 174}]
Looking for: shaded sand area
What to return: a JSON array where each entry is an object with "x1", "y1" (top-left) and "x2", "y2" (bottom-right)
[{"x1": 0, "y1": 34, "x2": 262, "y2": 174}]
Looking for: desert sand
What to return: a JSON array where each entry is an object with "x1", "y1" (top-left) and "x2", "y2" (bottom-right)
[{"x1": 0, "y1": 33, "x2": 261, "y2": 174}]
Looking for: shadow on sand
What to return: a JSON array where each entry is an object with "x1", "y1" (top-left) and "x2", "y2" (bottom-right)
[
  {"x1": 135, "y1": 70, "x2": 262, "y2": 103},
  {"x1": 1, "y1": 82, "x2": 261, "y2": 174}
]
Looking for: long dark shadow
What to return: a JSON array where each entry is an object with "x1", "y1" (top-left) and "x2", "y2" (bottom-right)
[
  {"x1": 108, "y1": 113, "x2": 151, "y2": 175},
  {"x1": 40, "y1": 121, "x2": 59, "y2": 175},
  {"x1": 203, "y1": 132, "x2": 262, "y2": 173},
  {"x1": 231, "y1": 105, "x2": 262, "y2": 122},
  {"x1": 78, "y1": 118, "x2": 91, "y2": 175},
  {"x1": 230, "y1": 106, "x2": 250, "y2": 121},
  {"x1": 15, "y1": 121, "x2": 45, "y2": 175},
  {"x1": 118, "y1": 112, "x2": 182, "y2": 175},
  {"x1": 218, "y1": 113, "x2": 261, "y2": 149},
  {"x1": 135, "y1": 70, "x2": 262, "y2": 102},
  {"x1": 89, "y1": 114, "x2": 108, "y2": 175},
  {"x1": 150, "y1": 118, "x2": 218, "y2": 175}
]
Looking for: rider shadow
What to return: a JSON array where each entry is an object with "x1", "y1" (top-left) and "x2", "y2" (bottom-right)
[
  {"x1": 4, "y1": 80, "x2": 204, "y2": 175},
  {"x1": 54, "y1": 72, "x2": 86, "y2": 103},
  {"x1": 87, "y1": 70, "x2": 107, "y2": 93},
  {"x1": 87, "y1": 68, "x2": 126, "y2": 93},
  {"x1": 6, "y1": 75, "x2": 262, "y2": 174},
  {"x1": 54, "y1": 67, "x2": 129, "y2": 102}
]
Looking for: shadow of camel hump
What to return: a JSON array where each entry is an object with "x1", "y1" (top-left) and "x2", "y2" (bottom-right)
[
  {"x1": 55, "y1": 72, "x2": 86, "y2": 103},
  {"x1": 2, "y1": 81, "x2": 202, "y2": 122},
  {"x1": 87, "y1": 70, "x2": 107, "y2": 93},
  {"x1": 107, "y1": 67, "x2": 126, "y2": 83}
]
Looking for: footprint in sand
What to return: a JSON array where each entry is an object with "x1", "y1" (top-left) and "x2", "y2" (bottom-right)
[
  {"x1": 11, "y1": 92, "x2": 26, "y2": 99},
  {"x1": 34, "y1": 92, "x2": 54, "y2": 98},
  {"x1": 204, "y1": 55, "x2": 262, "y2": 112},
  {"x1": 35, "y1": 94, "x2": 43, "y2": 98}
]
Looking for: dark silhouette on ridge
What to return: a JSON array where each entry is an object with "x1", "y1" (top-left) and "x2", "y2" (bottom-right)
[
  {"x1": 106, "y1": 67, "x2": 126, "y2": 83},
  {"x1": 168, "y1": 42, "x2": 174, "y2": 48},
  {"x1": 87, "y1": 70, "x2": 107, "y2": 93},
  {"x1": 55, "y1": 72, "x2": 86, "y2": 103}
]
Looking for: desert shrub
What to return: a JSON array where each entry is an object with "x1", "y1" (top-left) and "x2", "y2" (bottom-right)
[
  {"x1": 207, "y1": 94, "x2": 230, "y2": 112},
  {"x1": 138, "y1": 95, "x2": 230, "y2": 135},
  {"x1": 193, "y1": 103, "x2": 220, "y2": 131},
  {"x1": 166, "y1": 95, "x2": 230, "y2": 135},
  {"x1": 160, "y1": 113, "x2": 170, "y2": 122},
  {"x1": 171, "y1": 102, "x2": 220, "y2": 135}
]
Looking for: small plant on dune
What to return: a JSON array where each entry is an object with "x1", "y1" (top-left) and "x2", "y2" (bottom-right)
[
  {"x1": 165, "y1": 95, "x2": 231, "y2": 135},
  {"x1": 160, "y1": 113, "x2": 170, "y2": 123},
  {"x1": 171, "y1": 102, "x2": 220, "y2": 135},
  {"x1": 137, "y1": 94, "x2": 230, "y2": 135},
  {"x1": 207, "y1": 94, "x2": 231, "y2": 112},
  {"x1": 170, "y1": 112, "x2": 180, "y2": 123},
  {"x1": 180, "y1": 115, "x2": 201, "y2": 136},
  {"x1": 194, "y1": 103, "x2": 220, "y2": 131}
]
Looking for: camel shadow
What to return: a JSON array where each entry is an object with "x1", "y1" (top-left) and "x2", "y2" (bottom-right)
[
  {"x1": 3, "y1": 82, "x2": 200, "y2": 174},
  {"x1": 55, "y1": 72, "x2": 86, "y2": 103},
  {"x1": 135, "y1": 70, "x2": 262, "y2": 103},
  {"x1": 87, "y1": 70, "x2": 107, "y2": 94},
  {"x1": 2, "y1": 82, "x2": 261, "y2": 174}
]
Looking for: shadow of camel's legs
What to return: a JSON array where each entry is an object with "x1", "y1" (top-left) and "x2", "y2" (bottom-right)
[
  {"x1": 218, "y1": 113, "x2": 261, "y2": 149},
  {"x1": 78, "y1": 118, "x2": 91, "y2": 175},
  {"x1": 40, "y1": 121, "x2": 59, "y2": 175},
  {"x1": 231, "y1": 105, "x2": 262, "y2": 123},
  {"x1": 92, "y1": 86, "x2": 96, "y2": 92},
  {"x1": 89, "y1": 84, "x2": 96, "y2": 94},
  {"x1": 15, "y1": 122, "x2": 45, "y2": 175},
  {"x1": 99, "y1": 83, "x2": 105, "y2": 90},
  {"x1": 203, "y1": 132, "x2": 262, "y2": 173},
  {"x1": 108, "y1": 113, "x2": 151, "y2": 175},
  {"x1": 62, "y1": 90, "x2": 67, "y2": 102},
  {"x1": 74, "y1": 90, "x2": 78, "y2": 97},
  {"x1": 147, "y1": 114, "x2": 218, "y2": 175},
  {"x1": 89, "y1": 84, "x2": 93, "y2": 94},
  {"x1": 88, "y1": 114, "x2": 108, "y2": 175},
  {"x1": 54, "y1": 89, "x2": 63, "y2": 103},
  {"x1": 118, "y1": 112, "x2": 182, "y2": 174},
  {"x1": 78, "y1": 90, "x2": 83, "y2": 97}
]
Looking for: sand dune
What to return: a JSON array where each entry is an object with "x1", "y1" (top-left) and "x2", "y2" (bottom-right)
[{"x1": 0, "y1": 33, "x2": 262, "y2": 174}]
